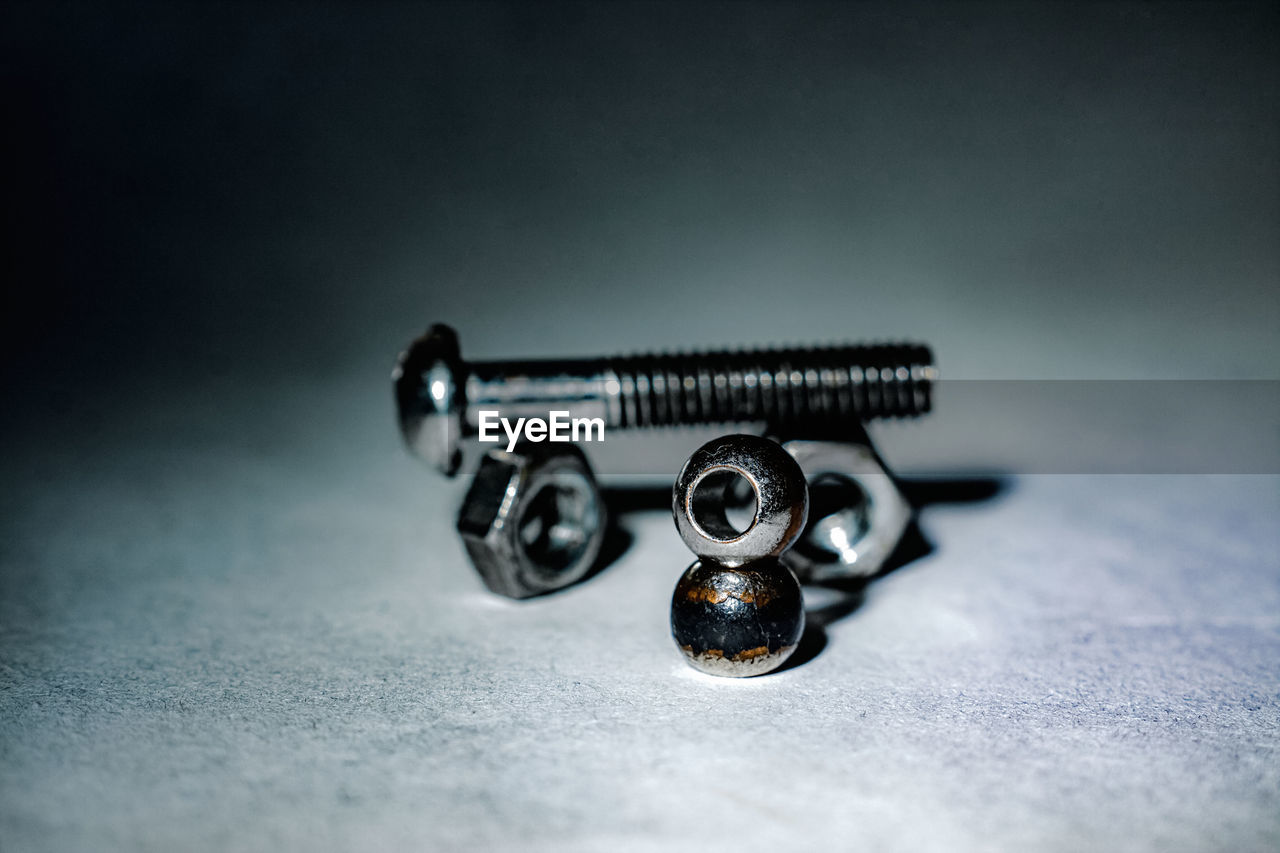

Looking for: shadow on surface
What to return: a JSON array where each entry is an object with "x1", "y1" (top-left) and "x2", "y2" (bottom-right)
[
  {"x1": 578, "y1": 523, "x2": 634, "y2": 588},
  {"x1": 777, "y1": 474, "x2": 1009, "y2": 672}
]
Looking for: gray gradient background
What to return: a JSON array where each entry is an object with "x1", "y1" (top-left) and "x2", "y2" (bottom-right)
[{"x1": 2, "y1": 2, "x2": 1278, "y2": 851}]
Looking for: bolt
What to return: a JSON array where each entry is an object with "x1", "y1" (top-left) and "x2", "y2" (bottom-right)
[{"x1": 393, "y1": 323, "x2": 937, "y2": 476}]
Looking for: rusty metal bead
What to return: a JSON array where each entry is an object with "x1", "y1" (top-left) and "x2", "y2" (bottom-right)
[{"x1": 670, "y1": 558, "x2": 805, "y2": 677}]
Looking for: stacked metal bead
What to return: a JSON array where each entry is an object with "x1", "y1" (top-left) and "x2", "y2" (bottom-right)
[{"x1": 669, "y1": 435, "x2": 809, "y2": 677}]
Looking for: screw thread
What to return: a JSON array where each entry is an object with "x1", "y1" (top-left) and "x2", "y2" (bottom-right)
[{"x1": 605, "y1": 344, "x2": 935, "y2": 429}]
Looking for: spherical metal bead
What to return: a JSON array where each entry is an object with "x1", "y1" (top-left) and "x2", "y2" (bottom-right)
[
  {"x1": 670, "y1": 558, "x2": 805, "y2": 677},
  {"x1": 672, "y1": 434, "x2": 810, "y2": 567}
]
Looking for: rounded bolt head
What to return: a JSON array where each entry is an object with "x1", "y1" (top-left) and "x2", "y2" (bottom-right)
[
  {"x1": 393, "y1": 324, "x2": 465, "y2": 476},
  {"x1": 670, "y1": 558, "x2": 805, "y2": 677}
]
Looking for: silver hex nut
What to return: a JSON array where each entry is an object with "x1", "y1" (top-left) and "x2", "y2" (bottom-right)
[
  {"x1": 456, "y1": 442, "x2": 607, "y2": 599},
  {"x1": 780, "y1": 439, "x2": 912, "y2": 584}
]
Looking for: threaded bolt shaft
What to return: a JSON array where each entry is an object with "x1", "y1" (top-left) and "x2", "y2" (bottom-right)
[{"x1": 601, "y1": 345, "x2": 935, "y2": 428}]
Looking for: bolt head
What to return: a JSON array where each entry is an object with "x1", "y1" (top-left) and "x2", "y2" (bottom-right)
[{"x1": 394, "y1": 324, "x2": 464, "y2": 476}]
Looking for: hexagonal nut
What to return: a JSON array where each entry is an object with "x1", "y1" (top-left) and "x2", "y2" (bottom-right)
[
  {"x1": 456, "y1": 442, "x2": 607, "y2": 599},
  {"x1": 780, "y1": 439, "x2": 912, "y2": 584}
]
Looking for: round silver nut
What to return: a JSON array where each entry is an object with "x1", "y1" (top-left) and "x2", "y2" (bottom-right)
[
  {"x1": 780, "y1": 439, "x2": 912, "y2": 583},
  {"x1": 456, "y1": 443, "x2": 606, "y2": 598},
  {"x1": 672, "y1": 434, "x2": 809, "y2": 566}
]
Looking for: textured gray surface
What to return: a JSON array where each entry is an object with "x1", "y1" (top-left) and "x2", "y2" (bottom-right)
[
  {"x1": 2, "y1": 367, "x2": 1278, "y2": 851},
  {"x1": 2, "y1": 2, "x2": 1278, "y2": 850}
]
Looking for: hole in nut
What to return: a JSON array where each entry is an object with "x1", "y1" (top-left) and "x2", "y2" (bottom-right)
[
  {"x1": 517, "y1": 473, "x2": 599, "y2": 574},
  {"x1": 792, "y1": 473, "x2": 872, "y2": 565},
  {"x1": 690, "y1": 469, "x2": 757, "y2": 540}
]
